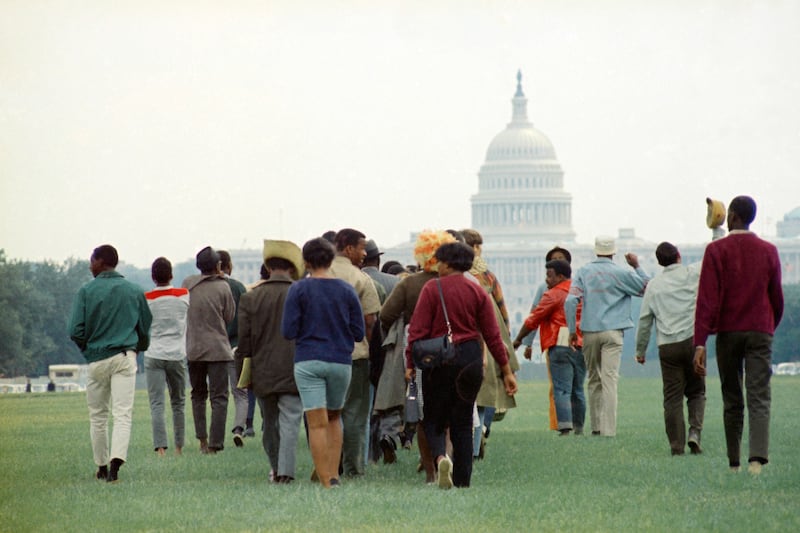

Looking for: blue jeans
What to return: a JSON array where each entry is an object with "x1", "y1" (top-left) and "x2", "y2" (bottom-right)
[{"x1": 547, "y1": 346, "x2": 586, "y2": 432}]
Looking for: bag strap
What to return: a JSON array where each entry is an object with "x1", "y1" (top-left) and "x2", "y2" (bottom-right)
[{"x1": 435, "y1": 279, "x2": 452, "y2": 339}]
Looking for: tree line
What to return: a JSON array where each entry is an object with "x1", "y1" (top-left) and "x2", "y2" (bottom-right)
[{"x1": 1, "y1": 248, "x2": 798, "y2": 377}]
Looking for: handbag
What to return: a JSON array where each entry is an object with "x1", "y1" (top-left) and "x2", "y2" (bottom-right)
[{"x1": 411, "y1": 279, "x2": 457, "y2": 369}]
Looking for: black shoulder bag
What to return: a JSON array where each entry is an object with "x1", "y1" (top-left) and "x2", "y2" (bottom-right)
[{"x1": 411, "y1": 279, "x2": 457, "y2": 369}]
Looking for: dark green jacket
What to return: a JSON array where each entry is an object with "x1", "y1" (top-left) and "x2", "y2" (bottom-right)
[{"x1": 69, "y1": 271, "x2": 152, "y2": 363}]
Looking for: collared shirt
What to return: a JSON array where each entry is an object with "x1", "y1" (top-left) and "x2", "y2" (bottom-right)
[
  {"x1": 144, "y1": 285, "x2": 190, "y2": 361},
  {"x1": 635, "y1": 263, "x2": 700, "y2": 356},
  {"x1": 565, "y1": 257, "x2": 650, "y2": 333},
  {"x1": 69, "y1": 271, "x2": 152, "y2": 363},
  {"x1": 329, "y1": 256, "x2": 381, "y2": 360}
]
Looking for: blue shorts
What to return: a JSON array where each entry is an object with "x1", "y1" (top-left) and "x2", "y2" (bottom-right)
[{"x1": 293, "y1": 360, "x2": 352, "y2": 411}]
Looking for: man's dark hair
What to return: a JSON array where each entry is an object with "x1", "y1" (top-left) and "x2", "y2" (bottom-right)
[
  {"x1": 387, "y1": 264, "x2": 407, "y2": 276},
  {"x1": 151, "y1": 257, "x2": 173, "y2": 284},
  {"x1": 259, "y1": 263, "x2": 270, "y2": 281},
  {"x1": 434, "y1": 242, "x2": 475, "y2": 272},
  {"x1": 381, "y1": 260, "x2": 402, "y2": 274},
  {"x1": 303, "y1": 237, "x2": 336, "y2": 270},
  {"x1": 460, "y1": 229, "x2": 483, "y2": 247},
  {"x1": 265, "y1": 257, "x2": 295, "y2": 273},
  {"x1": 218, "y1": 250, "x2": 232, "y2": 271},
  {"x1": 655, "y1": 242, "x2": 680, "y2": 267},
  {"x1": 729, "y1": 195, "x2": 757, "y2": 225},
  {"x1": 92, "y1": 245, "x2": 119, "y2": 268},
  {"x1": 546, "y1": 246, "x2": 572, "y2": 264},
  {"x1": 334, "y1": 228, "x2": 366, "y2": 252},
  {"x1": 545, "y1": 259, "x2": 571, "y2": 279},
  {"x1": 322, "y1": 230, "x2": 337, "y2": 244}
]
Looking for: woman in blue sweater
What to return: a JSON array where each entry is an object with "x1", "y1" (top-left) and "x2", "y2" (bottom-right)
[{"x1": 281, "y1": 237, "x2": 365, "y2": 488}]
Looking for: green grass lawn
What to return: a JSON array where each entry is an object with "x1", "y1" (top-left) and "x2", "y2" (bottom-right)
[{"x1": 1, "y1": 376, "x2": 799, "y2": 532}]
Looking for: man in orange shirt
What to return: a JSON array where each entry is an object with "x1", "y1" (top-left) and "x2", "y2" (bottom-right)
[{"x1": 513, "y1": 260, "x2": 585, "y2": 435}]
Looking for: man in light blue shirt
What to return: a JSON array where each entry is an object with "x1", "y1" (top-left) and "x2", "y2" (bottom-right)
[
  {"x1": 565, "y1": 236, "x2": 649, "y2": 437},
  {"x1": 634, "y1": 242, "x2": 705, "y2": 456}
]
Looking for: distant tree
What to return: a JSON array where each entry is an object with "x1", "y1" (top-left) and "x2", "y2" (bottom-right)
[
  {"x1": 773, "y1": 284, "x2": 800, "y2": 363},
  {"x1": 0, "y1": 251, "x2": 90, "y2": 376}
]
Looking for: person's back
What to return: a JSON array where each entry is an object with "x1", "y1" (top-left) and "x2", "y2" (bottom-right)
[
  {"x1": 696, "y1": 232, "x2": 783, "y2": 339},
  {"x1": 282, "y1": 277, "x2": 365, "y2": 364},
  {"x1": 145, "y1": 286, "x2": 190, "y2": 359},
  {"x1": 570, "y1": 258, "x2": 648, "y2": 332},
  {"x1": 642, "y1": 263, "x2": 700, "y2": 344},
  {"x1": 240, "y1": 277, "x2": 296, "y2": 395},
  {"x1": 72, "y1": 271, "x2": 151, "y2": 362},
  {"x1": 183, "y1": 274, "x2": 235, "y2": 362}
]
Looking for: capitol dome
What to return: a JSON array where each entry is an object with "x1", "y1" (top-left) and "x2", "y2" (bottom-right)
[
  {"x1": 486, "y1": 127, "x2": 557, "y2": 161},
  {"x1": 470, "y1": 71, "x2": 575, "y2": 244}
]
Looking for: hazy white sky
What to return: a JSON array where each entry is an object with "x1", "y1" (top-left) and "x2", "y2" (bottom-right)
[{"x1": 2, "y1": 0, "x2": 799, "y2": 268}]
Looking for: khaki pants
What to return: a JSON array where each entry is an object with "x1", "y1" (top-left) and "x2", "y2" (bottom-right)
[
  {"x1": 582, "y1": 330, "x2": 623, "y2": 436},
  {"x1": 86, "y1": 351, "x2": 137, "y2": 466}
]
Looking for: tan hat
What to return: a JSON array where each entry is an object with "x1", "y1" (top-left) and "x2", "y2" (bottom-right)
[
  {"x1": 706, "y1": 197, "x2": 726, "y2": 229},
  {"x1": 263, "y1": 239, "x2": 304, "y2": 280},
  {"x1": 594, "y1": 236, "x2": 616, "y2": 256}
]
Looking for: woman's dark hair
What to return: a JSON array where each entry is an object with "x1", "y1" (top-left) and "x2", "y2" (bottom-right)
[
  {"x1": 434, "y1": 242, "x2": 475, "y2": 272},
  {"x1": 545, "y1": 259, "x2": 571, "y2": 279},
  {"x1": 381, "y1": 260, "x2": 402, "y2": 274},
  {"x1": 265, "y1": 257, "x2": 295, "y2": 273},
  {"x1": 151, "y1": 257, "x2": 172, "y2": 284},
  {"x1": 655, "y1": 242, "x2": 680, "y2": 267},
  {"x1": 546, "y1": 246, "x2": 572, "y2": 264},
  {"x1": 460, "y1": 228, "x2": 483, "y2": 247},
  {"x1": 303, "y1": 237, "x2": 336, "y2": 270},
  {"x1": 92, "y1": 244, "x2": 119, "y2": 268}
]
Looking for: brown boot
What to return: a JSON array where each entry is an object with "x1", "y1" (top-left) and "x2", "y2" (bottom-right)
[
  {"x1": 199, "y1": 438, "x2": 209, "y2": 454},
  {"x1": 416, "y1": 422, "x2": 436, "y2": 483}
]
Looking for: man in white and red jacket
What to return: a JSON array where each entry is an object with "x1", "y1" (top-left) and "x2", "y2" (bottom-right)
[{"x1": 693, "y1": 195, "x2": 784, "y2": 475}]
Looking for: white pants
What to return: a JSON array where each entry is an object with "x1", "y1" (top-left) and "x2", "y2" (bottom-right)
[
  {"x1": 583, "y1": 330, "x2": 623, "y2": 437},
  {"x1": 87, "y1": 351, "x2": 137, "y2": 466}
]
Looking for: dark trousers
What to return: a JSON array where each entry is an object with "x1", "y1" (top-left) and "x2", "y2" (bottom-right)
[
  {"x1": 188, "y1": 361, "x2": 229, "y2": 450},
  {"x1": 658, "y1": 337, "x2": 705, "y2": 453},
  {"x1": 716, "y1": 331, "x2": 773, "y2": 466},
  {"x1": 422, "y1": 339, "x2": 483, "y2": 488},
  {"x1": 342, "y1": 359, "x2": 370, "y2": 476}
]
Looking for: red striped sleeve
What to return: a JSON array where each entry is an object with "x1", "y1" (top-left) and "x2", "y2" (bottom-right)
[{"x1": 145, "y1": 288, "x2": 190, "y2": 300}]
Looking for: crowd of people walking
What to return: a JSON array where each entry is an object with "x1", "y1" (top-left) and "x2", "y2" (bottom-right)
[{"x1": 67, "y1": 195, "x2": 783, "y2": 485}]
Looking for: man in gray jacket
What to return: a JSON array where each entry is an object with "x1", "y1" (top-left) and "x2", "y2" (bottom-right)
[{"x1": 182, "y1": 246, "x2": 235, "y2": 454}]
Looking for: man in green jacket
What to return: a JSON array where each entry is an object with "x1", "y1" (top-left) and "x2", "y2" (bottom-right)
[{"x1": 69, "y1": 244, "x2": 152, "y2": 483}]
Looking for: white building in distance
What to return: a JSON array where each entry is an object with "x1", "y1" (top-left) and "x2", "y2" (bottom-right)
[{"x1": 230, "y1": 72, "x2": 800, "y2": 336}]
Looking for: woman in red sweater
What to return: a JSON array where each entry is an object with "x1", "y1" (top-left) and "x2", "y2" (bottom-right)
[{"x1": 405, "y1": 242, "x2": 517, "y2": 489}]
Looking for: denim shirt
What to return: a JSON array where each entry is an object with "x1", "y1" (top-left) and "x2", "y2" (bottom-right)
[{"x1": 565, "y1": 257, "x2": 650, "y2": 333}]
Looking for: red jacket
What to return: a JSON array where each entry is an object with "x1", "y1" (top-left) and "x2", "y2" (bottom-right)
[{"x1": 524, "y1": 279, "x2": 582, "y2": 351}]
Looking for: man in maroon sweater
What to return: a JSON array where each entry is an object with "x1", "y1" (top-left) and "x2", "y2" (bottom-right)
[{"x1": 693, "y1": 195, "x2": 784, "y2": 475}]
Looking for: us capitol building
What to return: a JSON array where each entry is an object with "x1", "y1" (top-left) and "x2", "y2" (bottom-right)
[{"x1": 230, "y1": 72, "x2": 800, "y2": 335}]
